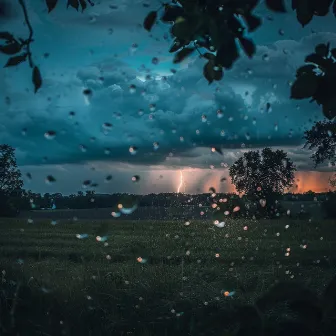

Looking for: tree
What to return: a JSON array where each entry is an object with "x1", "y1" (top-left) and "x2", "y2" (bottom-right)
[
  {"x1": 229, "y1": 148, "x2": 296, "y2": 196},
  {"x1": 303, "y1": 120, "x2": 336, "y2": 167},
  {"x1": 229, "y1": 148, "x2": 296, "y2": 217},
  {"x1": 0, "y1": 144, "x2": 24, "y2": 216}
]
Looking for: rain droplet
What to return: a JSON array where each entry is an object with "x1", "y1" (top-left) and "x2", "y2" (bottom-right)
[
  {"x1": 76, "y1": 233, "x2": 88, "y2": 239},
  {"x1": 233, "y1": 206, "x2": 240, "y2": 212},
  {"x1": 260, "y1": 199, "x2": 266, "y2": 207},
  {"x1": 262, "y1": 54, "x2": 269, "y2": 61},
  {"x1": 102, "y1": 122, "x2": 113, "y2": 131},
  {"x1": 129, "y1": 84, "x2": 136, "y2": 94},
  {"x1": 82, "y1": 180, "x2": 91, "y2": 188},
  {"x1": 216, "y1": 110, "x2": 223, "y2": 118},
  {"x1": 105, "y1": 175, "x2": 112, "y2": 182},
  {"x1": 152, "y1": 57, "x2": 159, "y2": 65},
  {"x1": 83, "y1": 88, "x2": 92, "y2": 96},
  {"x1": 132, "y1": 175, "x2": 140, "y2": 182},
  {"x1": 129, "y1": 146, "x2": 138, "y2": 155},
  {"x1": 44, "y1": 131, "x2": 56, "y2": 140},
  {"x1": 79, "y1": 144, "x2": 87, "y2": 153},
  {"x1": 45, "y1": 175, "x2": 56, "y2": 184},
  {"x1": 153, "y1": 142, "x2": 159, "y2": 150}
]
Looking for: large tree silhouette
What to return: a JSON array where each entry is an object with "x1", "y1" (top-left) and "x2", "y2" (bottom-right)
[
  {"x1": 304, "y1": 120, "x2": 336, "y2": 167},
  {"x1": 229, "y1": 148, "x2": 296, "y2": 196},
  {"x1": 0, "y1": 144, "x2": 23, "y2": 216}
]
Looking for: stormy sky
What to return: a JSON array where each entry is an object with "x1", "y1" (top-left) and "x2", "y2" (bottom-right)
[{"x1": 0, "y1": 0, "x2": 335, "y2": 194}]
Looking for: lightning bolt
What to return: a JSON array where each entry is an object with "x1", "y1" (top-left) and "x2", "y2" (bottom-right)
[{"x1": 177, "y1": 170, "x2": 184, "y2": 193}]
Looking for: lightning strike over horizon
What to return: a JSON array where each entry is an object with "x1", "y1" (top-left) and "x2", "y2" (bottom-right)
[{"x1": 177, "y1": 170, "x2": 184, "y2": 193}]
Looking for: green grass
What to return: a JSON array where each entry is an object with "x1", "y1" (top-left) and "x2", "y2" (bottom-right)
[{"x1": 0, "y1": 218, "x2": 336, "y2": 335}]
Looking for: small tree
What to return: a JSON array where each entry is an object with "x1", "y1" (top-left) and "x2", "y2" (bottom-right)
[
  {"x1": 304, "y1": 120, "x2": 336, "y2": 167},
  {"x1": 229, "y1": 148, "x2": 296, "y2": 217},
  {"x1": 0, "y1": 144, "x2": 24, "y2": 216}
]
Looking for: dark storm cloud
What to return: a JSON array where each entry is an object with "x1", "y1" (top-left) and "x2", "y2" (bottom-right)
[{"x1": 0, "y1": 0, "x2": 335, "y2": 197}]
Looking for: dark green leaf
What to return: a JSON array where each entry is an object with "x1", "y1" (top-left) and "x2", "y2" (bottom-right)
[
  {"x1": 161, "y1": 5, "x2": 184, "y2": 22},
  {"x1": 331, "y1": 48, "x2": 336, "y2": 59},
  {"x1": 239, "y1": 37, "x2": 256, "y2": 58},
  {"x1": 0, "y1": 41, "x2": 22, "y2": 55},
  {"x1": 322, "y1": 97, "x2": 336, "y2": 120},
  {"x1": 315, "y1": 43, "x2": 329, "y2": 57},
  {"x1": 216, "y1": 39, "x2": 239, "y2": 69},
  {"x1": 0, "y1": 31, "x2": 14, "y2": 41},
  {"x1": 203, "y1": 61, "x2": 214, "y2": 84},
  {"x1": 243, "y1": 13, "x2": 262, "y2": 32},
  {"x1": 305, "y1": 53, "x2": 329, "y2": 69},
  {"x1": 171, "y1": 19, "x2": 195, "y2": 41},
  {"x1": 79, "y1": 0, "x2": 87, "y2": 12},
  {"x1": 296, "y1": 0, "x2": 314, "y2": 27},
  {"x1": 290, "y1": 72, "x2": 320, "y2": 99},
  {"x1": 265, "y1": 0, "x2": 286, "y2": 12},
  {"x1": 296, "y1": 64, "x2": 316, "y2": 77},
  {"x1": 213, "y1": 66, "x2": 223, "y2": 81},
  {"x1": 203, "y1": 52, "x2": 215, "y2": 61},
  {"x1": 292, "y1": 0, "x2": 298, "y2": 10},
  {"x1": 32, "y1": 66, "x2": 42, "y2": 93},
  {"x1": 169, "y1": 39, "x2": 184, "y2": 53},
  {"x1": 67, "y1": 0, "x2": 79, "y2": 10},
  {"x1": 173, "y1": 47, "x2": 195, "y2": 63},
  {"x1": 4, "y1": 54, "x2": 27, "y2": 67},
  {"x1": 46, "y1": 0, "x2": 58, "y2": 13},
  {"x1": 144, "y1": 11, "x2": 157, "y2": 31}
]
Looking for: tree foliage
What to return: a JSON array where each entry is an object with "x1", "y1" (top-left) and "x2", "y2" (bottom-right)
[
  {"x1": 0, "y1": 144, "x2": 23, "y2": 216},
  {"x1": 291, "y1": 43, "x2": 336, "y2": 120},
  {"x1": 229, "y1": 148, "x2": 296, "y2": 196},
  {"x1": 303, "y1": 120, "x2": 336, "y2": 166},
  {"x1": 0, "y1": 144, "x2": 23, "y2": 195}
]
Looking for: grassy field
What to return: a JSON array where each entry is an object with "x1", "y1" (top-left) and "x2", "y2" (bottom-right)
[{"x1": 1, "y1": 218, "x2": 336, "y2": 335}]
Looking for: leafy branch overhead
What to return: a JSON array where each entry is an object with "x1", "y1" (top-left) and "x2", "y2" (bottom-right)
[
  {"x1": 142, "y1": 0, "x2": 336, "y2": 85},
  {"x1": 144, "y1": 0, "x2": 264, "y2": 84},
  {"x1": 0, "y1": 0, "x2": 42, "y2": 93},
  {"x1": 291, "y1": 43, "x2": 336, "y2": 120},
  {"x1": 45, "y1": 0, "x2": 95, "y2": 13}
]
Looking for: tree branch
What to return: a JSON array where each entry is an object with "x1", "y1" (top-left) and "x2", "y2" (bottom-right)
[{"x1": 18, "y1": 0, "x2": 34, "y2": 68}]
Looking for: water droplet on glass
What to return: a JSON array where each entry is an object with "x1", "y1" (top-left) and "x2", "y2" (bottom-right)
[
  {"x1": 45, "y1": 175, "x2": 56, "y2": 184},
  {"x1": 129, "y1": 146, "x2": 138, "y2": 155},
  {"x1": 76, "y1": 233, "x2": 88, "y2": 239},
  {"x1": 79, "y1": 144, "x2": 87, "y2": 152},
  {"x1": 44, "y1": 131, "x2": 56, "y2": 140},
  {"x1": 82, "y1": 180, "x2": 91, "y2": 188},
  {"x1": 129, "y1": 84, "x2": 136, "y2": 94}
]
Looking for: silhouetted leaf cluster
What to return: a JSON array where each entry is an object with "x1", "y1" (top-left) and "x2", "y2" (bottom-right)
[
  {"x1": 291, "y1": 0, "x2": 336, "y2": 27},
  {"x1": 291, "y1": 43, "x2": 336, "y2": 120},
  {"x1": 45, "y1": 0, "x2": 94, "y2": 13},
  {"x1": 0, "y1": 0, "x2": 43, "y2": 93},
  {"x1": 144, "y1": 0, "x2": 264, "y2": 84}
]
